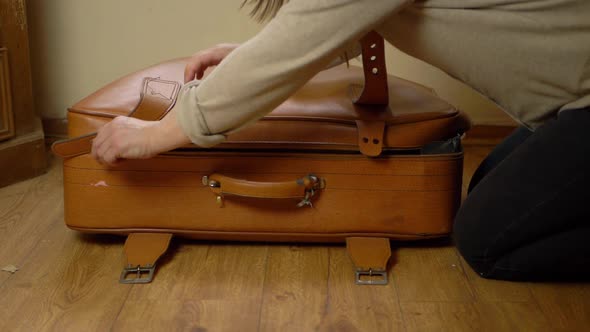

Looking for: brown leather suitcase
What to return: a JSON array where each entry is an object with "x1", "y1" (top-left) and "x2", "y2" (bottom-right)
[{"x1": 53, "y1": 33, "x2": 470, "y2": 285}]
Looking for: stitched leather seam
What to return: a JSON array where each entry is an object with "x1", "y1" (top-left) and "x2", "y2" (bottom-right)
[
  {"x1": 63, "y1": 165, "x2": 459, "y2": 177},
  {"x1": 67, "y1": 228, "x2": 450, "y2": 238},
  {"x1": 64, "y1": 181, "x2": 457, "y2": 192}
]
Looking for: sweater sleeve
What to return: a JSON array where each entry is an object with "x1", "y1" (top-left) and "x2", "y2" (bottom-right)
[
  {"x1": 175, "y1": 0, "x2": 411, "y2": 147},
  {"x1": 325, "y1": 41, "x2": 362, "y2": 69}
]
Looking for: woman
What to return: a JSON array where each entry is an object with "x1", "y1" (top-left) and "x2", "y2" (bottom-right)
[{"x1": 91, "y1": 0, "x2": 590, "y2": 281}]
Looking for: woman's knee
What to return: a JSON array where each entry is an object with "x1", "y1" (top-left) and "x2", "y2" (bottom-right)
[{"x1": 452, "y1": 191, "x2": 502, "y2": 276}]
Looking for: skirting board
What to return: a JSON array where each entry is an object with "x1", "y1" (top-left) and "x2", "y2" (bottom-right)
[
  {"x1": 462, "y1": 125, "x2": 517, "y2": 146},
  {"x1": 42, "y1": 117, "x2": 69, "y2": 139},
  {"x1": 0, "y1": 129, "x2": 47, "y2": 188}
]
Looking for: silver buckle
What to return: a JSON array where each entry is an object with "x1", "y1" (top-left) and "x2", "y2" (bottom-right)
[
  {"x1": 119, "y1": 264, "x2": 155, "y2": 284},
  {"x1": 355, "y1": 268, "x2": 388, "y2": 285}
]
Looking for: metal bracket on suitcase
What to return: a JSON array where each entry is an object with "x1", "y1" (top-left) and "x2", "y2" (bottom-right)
[
  {"x1": 355, "y1": 268, "x2": 388, "y2": 286},
  {"x1": 346, "y1": 237, "x2": 391, "y2": 286},
  {"x1": 120, "y1": 233, "x2": 173, "y2": 284},
  {"x1": 120, "y1": 264, "x2": 156, "y2": 284}
]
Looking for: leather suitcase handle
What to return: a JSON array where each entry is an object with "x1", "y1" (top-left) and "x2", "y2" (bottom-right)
[{"x1": 202, "y1": 173, "x2": 325, "y2": 207}]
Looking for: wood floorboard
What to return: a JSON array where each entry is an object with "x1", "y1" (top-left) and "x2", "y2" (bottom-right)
[
  {"x1": 401, "y1": 300, "x2": 551, "y2": 332},
  {"x1": 317, "y1": 247, "x2": 405, "y2": 332},
  {"x1": 0, "y1": 177, "x2": 34, "y2": 200},
  {"x1": 394, "y1": 245, "x2": 475, "y2": 303},
  {"x1": 0, "y1": 159, "x2": 62, "y2": 287},
  {"x1": 0, "y1": 223, "x2": 132, "y2": 331},
  {"x1": 528, "y1": 283, "x2": 590, "y2": 330},
  {"x1": 0, "y1": 146, "x2": 588, "y2": 331},
  {"x1": 458, "y1": 254, "x2": 535, "y2": 302},
  {"x1": 258, "y1": 245, "x2": 329, "y2": 332},
  {"x1": 114, "y1": 243, "x2": 268, "y2": 331}
]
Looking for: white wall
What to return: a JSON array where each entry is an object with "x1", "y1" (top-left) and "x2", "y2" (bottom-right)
[{"x1": 27, "y1": 0, "x2": 514, "y2": 125}]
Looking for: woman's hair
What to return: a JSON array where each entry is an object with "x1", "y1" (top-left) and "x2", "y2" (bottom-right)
[{"x1": 241, "y1": 0, "x2": 288, "y2": 22}]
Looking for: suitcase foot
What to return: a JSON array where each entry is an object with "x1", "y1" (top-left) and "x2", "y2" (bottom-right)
[
  {"x1": 346, "y1": 237, "x2": 391, "y2": 285},
  {"x1": 119, "y1": 233, "x2": 173, "y2": 284}
]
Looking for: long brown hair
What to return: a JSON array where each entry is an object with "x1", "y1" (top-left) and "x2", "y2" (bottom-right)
[{"x1": 241, "y1": 0, "x2": 288, "y2": 22}]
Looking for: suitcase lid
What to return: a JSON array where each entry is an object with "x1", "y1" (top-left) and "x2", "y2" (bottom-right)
[{"x1": 68, "y1": 58, "x2": 470, "y2": 151}]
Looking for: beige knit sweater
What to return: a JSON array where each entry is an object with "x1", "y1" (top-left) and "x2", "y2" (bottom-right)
[{"x1": 176, "y1": 0, "x2": 590, "y2": 147}]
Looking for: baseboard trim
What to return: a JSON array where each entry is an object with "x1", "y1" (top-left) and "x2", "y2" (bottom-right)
[
  {"x1": 0, "y1": 129, "x2": 47, "y2": 188},
  {"x1": 42, "y1": 117, "x2": 68, "y2": 138},
  {"x1": 463, "y1": 125, "x2": 517, "y2": 146}
]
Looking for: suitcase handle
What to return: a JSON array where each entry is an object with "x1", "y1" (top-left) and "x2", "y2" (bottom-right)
[{"x1": 202, "y1": 173, "x2": 325, "y2": 207}]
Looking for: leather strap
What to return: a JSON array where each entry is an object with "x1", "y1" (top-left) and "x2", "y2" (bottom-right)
[
  {"x1": 120, "y1": 233, "x2": 173, "y2": 284},
  {"x1": 51, "y1": 78, "x2": 180, "y2": 159},
  {"x1": 350, "y1": 31, "x2": 389, "y2": 107},
  {"x1": 351, "y1": 31, "x2": 389, "y2": 157},
  {"x1": 346, "y1": 237, "x2": 391, "y2": 285},
  {"x1": 355, "y1": 120, "x2": 386, "y2": 157},
  {"x1": 52, "y1": 133, "x2": 97, "y2": 159}
]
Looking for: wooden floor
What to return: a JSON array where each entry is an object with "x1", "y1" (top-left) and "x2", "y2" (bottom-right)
[{"x1": 0, "y1": 145, "x2": 589, "y2": 332}]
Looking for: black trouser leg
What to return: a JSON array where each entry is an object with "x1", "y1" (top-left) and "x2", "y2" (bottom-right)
[
  {"x1": 467, "y1": 127, "x2": 532, "y2": 193},
  {"x1": 454, "y1": 108, "x2": 590, "y2": 281}
]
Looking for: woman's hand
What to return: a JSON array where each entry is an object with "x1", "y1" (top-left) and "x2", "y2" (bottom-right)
[
  {"x1": 91, "y1": 43, "x2": 241, "y2": 165},
  {"x1": 91, "y1": 109, "x2": 191, "y2": 166},
  {"x1": 184, "y1": 43, "x2": 240, "y2": 83},
  {"x1": 91, "y1": 117, "x2": 158, "y2": 166}
]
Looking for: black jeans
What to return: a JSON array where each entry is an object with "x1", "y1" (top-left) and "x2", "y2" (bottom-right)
[{"x1": 453, "y1": 108, "x2": 590, "y2": 281}]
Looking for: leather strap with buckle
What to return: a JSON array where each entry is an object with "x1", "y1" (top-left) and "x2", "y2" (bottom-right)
[
  {"x1": 350, "y1": 31, "x2": 389, "y2": 107},
  {"x1": 349, "y1": 31, "x2": 389, "y2": 157},
  {"x1": 346, "y1": 237, "x2": 391, "y2": 285},
  {"x1": 51, "y1": 78, "x2": 180, "y2": 159},
  {"x1": 120, "y1": 233, "x2": 173, "y2": 284}
]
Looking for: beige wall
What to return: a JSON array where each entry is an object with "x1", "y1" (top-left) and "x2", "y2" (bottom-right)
[
  {"x1": 380, "y1": 44, "x2": 515, "y2": 126},
  {"x1": 27, "y1": 0, "x2": 261, "y2": 119},
  {"x1": 27, "y1": 0, "x2": 514, "y2": 126}
]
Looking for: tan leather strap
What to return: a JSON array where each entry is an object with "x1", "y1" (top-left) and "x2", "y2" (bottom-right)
[
  {"x1": 120, "y1": 233, "x2": 173, "y2": 284},
  {"x1": 51, "y1": 78, "x2": 180, "y2": 159},
  {"x1": 51, "y1": 134, "x2": 97, "y2": 159},
  {"x1": 203, "y1": 173, "x2": 325, "y2": 207},
  {"x1": 355, "y1": 120, "x2": 386, "y2": 157},
  {"x1": 346, "y1": 237, "x2": 391, "y2": 285},
  {"x1": 350, "y1": 31, "x2": 389, "y2": 107},
  {"x1": 350, "y1": 31, "x2": 389, "y2": 157}
]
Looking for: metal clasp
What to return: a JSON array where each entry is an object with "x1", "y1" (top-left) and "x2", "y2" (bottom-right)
[
  {"x1": 297, "y1": 189, "x2": 315, "y2": 208},
  {"x1": 202, "y1": 176, "x2": 220, "y2": 188},
  {"x1": 296, "y1": 174, "x2": 325, "y2": 208},
  {"x1": 355, "y1": 268, "x2": 388, "y2": 285},
  {"x1": 202, "y1": 176, "x2": 224, "y2": 207},
  {"x1": 119, "y1": 264, "x2": 155, "y2": 284}
]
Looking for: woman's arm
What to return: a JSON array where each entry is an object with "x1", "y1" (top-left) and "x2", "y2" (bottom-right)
[
  {"x1": 184, "y1": 43, "x2": 240, "y2": 83},
  {"x1": 92, "y1": 0, "x2": 410, "y2": 165},
  {"x1": 325, "y1": 41, "x2": 362, "y2": 69},
  {"x1": 176, "y1": 0, "x2": 409, "y2": 145}
]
